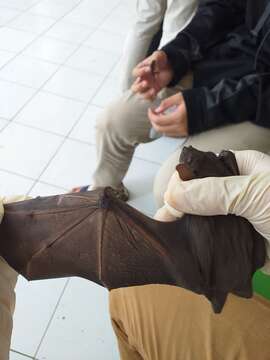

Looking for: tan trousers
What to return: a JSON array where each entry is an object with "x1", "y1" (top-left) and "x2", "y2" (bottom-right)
[
  {"x1": 110, "y1": 285, "x2": 270, "y2": 360},
  {"x1": 0, "y1": 196, "x2": 28, "y2": 360},
  {"x1": 93, "y1": 82, "x2": 270, "y2": 207},
  {"x1": 0, "y1": 258, "x2": 17, "y2": 360},
  {"x1": 120, "y1": 0, "x2": 197, "y2": 91}
]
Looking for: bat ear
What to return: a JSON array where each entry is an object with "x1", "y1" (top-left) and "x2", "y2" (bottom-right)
[
  {"x1": 219, "y1": 150, "x2": 240, "y2": 176},
  {"x1": 176, "y1": 163, "x2": 195, "y2": 181}
]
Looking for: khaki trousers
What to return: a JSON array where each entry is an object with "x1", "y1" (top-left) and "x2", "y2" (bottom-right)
[
  {"x1": 110, "y1": 285, "x2": 270, "y2": 360},
  {"x1": 120, "y1": 0, "x2": 197, "y2": 91},
  {"x1": 93, "y1": 80, "x2": 270, "y2": 207},
  {"x1": 0, "y1": 258, "x2": 17, "y2": 360}
]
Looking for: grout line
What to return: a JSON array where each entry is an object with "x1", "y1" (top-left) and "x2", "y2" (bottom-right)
[
  {"x1": 0, "y1": 0, "x2": 42, "y2": 28},
  {"x1": 0, "y1": 9, "x2": 22, "y2": 28},
  {"x1": 12, "y1": 120, "x2": 70, "y2": 138},
  {"x1": 5, "y1": 25, "x2": 97, "y2": 46},
  {"x1": 26, "y1": 0, "x2": 123, "y2": 194},
  {"x1": 0, "y1": 77, "x2": 92, "y2": 104},
  {"x1": 28, "y1": 180, "x2": 67, "y2": 193},
  {"x1": 10, "y1": 349, "x2": 35, "y2": 359},
  {"x1": 0, "y1": 167, "x2": 37, "y2": 181},
  {"x1": 0, "y1": 76, "x2": 110, "y2": 106},
  {"x1": 34, "y1": 278, "x2": 71, "y2": 358},
  {"x1": 0, "y1": 0, "x2": 44, "y2": 26},
  {"x1": 0, "y1": 165, "x2": 72, "y2": 194},
  {"x1": 0, "y1": 0, "x2": 88, "y2": 132},
  {"x1": 0, "y1": 0, "x2": 86, "y2": 74},
  {"x1": 0, "y1": 166, "x2": 68, "y2": 191}
]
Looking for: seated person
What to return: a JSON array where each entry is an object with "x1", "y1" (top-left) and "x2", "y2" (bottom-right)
[
  {"x1": 120, "y1": 0, "x2": 197, "y2": 91},
  {"x1": 75, "y1": 0, "x2": 270, "y2": 205}
]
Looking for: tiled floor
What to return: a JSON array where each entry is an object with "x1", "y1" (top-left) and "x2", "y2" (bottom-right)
[{"x1": 0, "y1": 0, "x2": 182, "y2": 359}]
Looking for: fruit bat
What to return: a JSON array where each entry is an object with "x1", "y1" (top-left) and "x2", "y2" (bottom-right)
[{"x1": 0, "y1": 147, "x2": 266, "y2": 313}]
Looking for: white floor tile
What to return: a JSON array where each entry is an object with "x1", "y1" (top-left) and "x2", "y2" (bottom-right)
[
  {"x1": 79, "y1": 0, "x2": 121, "y2": 11},
  {"x1": 116, "y1": 1, "x2": 137, "y2": 15},
  {"x1": 135, "y1": 136, "x2": 183, "y2": 164},
  {"x1": 29, "y1": 1, "x2": 75, "y2": 19},
  {"x1": 69, "y1": 105, "x2": 102, "y2": 144},
  {"x1": 0, "y1": 117, "x2": 8, "y2": 130},
  {"x1": 91, "y1": 76, "x2": 121, "y2": 108},
  {"x1": 100, "y1": 13, "x2": 133, "y2": 36},
  {"x1": 84, "y1": 29, "x2": 125, "y2": 55},
  {"x1": 50, "y1": 0, "x2": 81, "y2": 6},
  {"x1": 36, "y1": 278, "x2": 119, "y2": 360},
  {"x1": 0, "y1": 123, "x2": 62, "y2": 178},
  {"x1": 40, "y1": 139, "x2": 96, "y2": 189},
  {"x1": 11, "y1": 276, "x2": 68, "y2": 355},
  {"x1": 0, "y1": 170, "x2": 33, "y2": 197},
  {"x1": 125, "y1": 157, "x2": 160, "y2": 215},
  {"x1": 22, "y1": 36, "x2": 78, "y2": 64},
  {"x1": 0, "y1": 27, "x2": 36, "y2": 52},
  {"x1": 45, "y1": 20, "x2": 94, "y2": 44},
  {"x1": 15, "y1": 91, "x2": 85, "y2": 135},
  {"x1": 108, "y1": 60, "x2": 122, "y2": 80},
  {"x1": 64, "y1": 6, "x2": 107, "y2": 28},
  {"x1": 43, "y1": 66, "x2": 104, "y2": 103},
  {"x1": 0, "y1": 50, "x2": 16, "y2": 69},
  {"x1": 9, "y1": 13, "x2": 56, "y2": 35},
  {"x1": 0, "y1": 80, "x2": 35, "y2": 119},
  {"x1": 0, "y1": 0, "x2": 39, "y2": 10},
  {"x1": 66, "y1": 46, "x2": 119, "y2": 76},
  {"x1": 0, "y1": 7, "x2": 20, "y2": 26},
  {"x1": 29, "y1": 182, "x2": 66, "y2": 197},
  {"x1": 112, "y1": 2, "x2": 136, "y2": 17},
  {"x1": 0, "y1": 55, "x2": 58, "y2": 88},
  {"x1": 9, "y1": 352, "x2": 33, "y2": 360}
]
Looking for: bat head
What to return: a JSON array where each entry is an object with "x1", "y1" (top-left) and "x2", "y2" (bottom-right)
[{"x1": 178, "y1": 146, "x2": 239, "y2": 180}]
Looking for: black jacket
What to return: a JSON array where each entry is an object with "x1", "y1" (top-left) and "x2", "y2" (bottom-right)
[{"x1": 162, "y1": 0, "x2": 270, "y2": 135}]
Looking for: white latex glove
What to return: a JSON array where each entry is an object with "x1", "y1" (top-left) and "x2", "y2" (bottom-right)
[{"x1": 154, "y1": 150, "x2": 270, "y2": 273}]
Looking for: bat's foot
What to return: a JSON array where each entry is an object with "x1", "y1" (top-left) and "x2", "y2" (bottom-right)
[{"x1": 70, "y1": 183, "x2": 129, "y2": 202}]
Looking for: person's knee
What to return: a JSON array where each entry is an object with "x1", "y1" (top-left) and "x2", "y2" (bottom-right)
[
  {"x1": 95, "y1": 92, "x2": 149, "y2": 143},
  {"x1": 95, "y1": 100, "x2": 129, "y2": 138}
]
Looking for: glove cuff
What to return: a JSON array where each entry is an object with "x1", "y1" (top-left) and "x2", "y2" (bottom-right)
[{"x1": 164, "y1": 201, "x2": 184, "y2": 219}]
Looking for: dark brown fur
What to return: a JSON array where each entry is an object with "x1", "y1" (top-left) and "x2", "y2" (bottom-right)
[{"x1": 0, "y1": 147, "x2": 266, "y2": 313}]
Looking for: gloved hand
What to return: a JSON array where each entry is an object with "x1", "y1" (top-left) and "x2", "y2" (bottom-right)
[{"x1": 154, "y1": 150, "x2": 270, "y2": 273}]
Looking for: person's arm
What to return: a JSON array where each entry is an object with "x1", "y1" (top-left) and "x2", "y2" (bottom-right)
[
  {"x1": 147, "y1": 73, "x2": 260, "y2": 137},
  {"x1": 183, "y1": 73, "x2": 259, "y2": 134},
  {"x1": 162, "y1": 0, "x2": 247, "y2": 85}
]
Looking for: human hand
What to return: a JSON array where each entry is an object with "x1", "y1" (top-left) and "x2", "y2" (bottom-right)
[
  {"x1": 148, "y1": 93, "x2": 188, "y2": 137},
  {"x1": 131, "y1": 51, "x2": 173, "y2": 100},
  {"x1": 154, "y1": 150, "x2": 270, "y2": 272}
]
